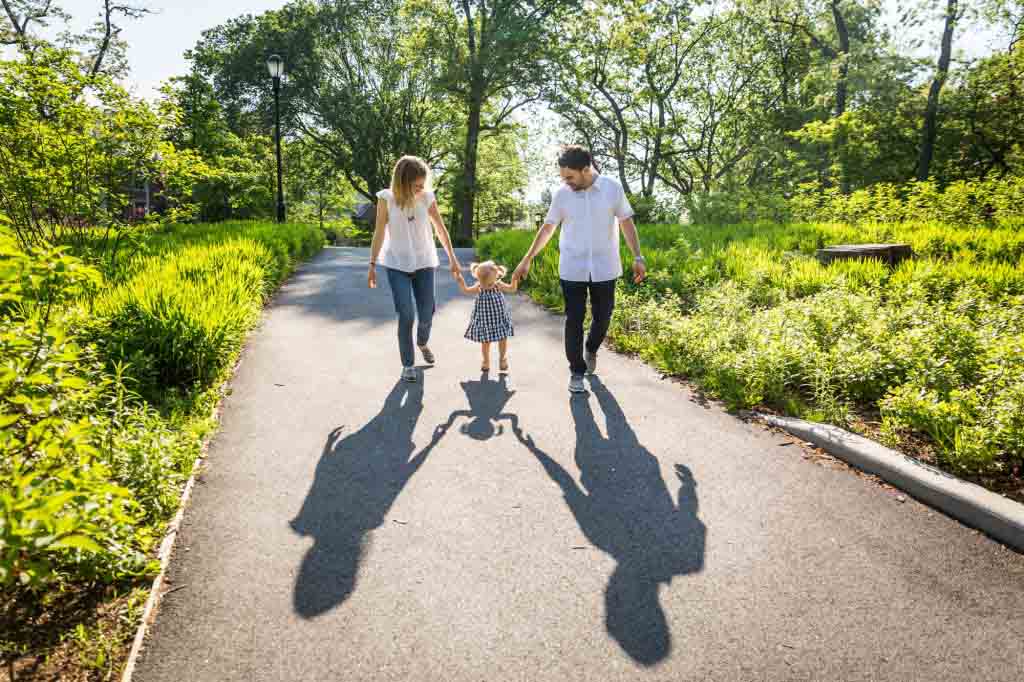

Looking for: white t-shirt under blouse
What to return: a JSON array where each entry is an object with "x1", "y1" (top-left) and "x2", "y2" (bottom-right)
[
  {"x1": 543, "y1": 174, "x2": 634, "y2": 282},
  {"x1": 376, "y1": 189, "x2": 440, "y2": 272}
]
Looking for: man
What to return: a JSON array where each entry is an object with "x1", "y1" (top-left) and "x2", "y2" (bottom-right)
[{"x1": 513, "y1": 146, "x2": 646, "y2": 394}]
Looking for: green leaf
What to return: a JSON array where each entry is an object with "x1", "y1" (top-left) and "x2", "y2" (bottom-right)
[
  {"x1": 0, "y1": 413, "x2": 20, "y2": 428},
  {"x1": 59, "y1": 377, "x2": 89, "y2": 390},
  {"x1": 48, "y1": 535, "x2": 104, "y2": 553}
]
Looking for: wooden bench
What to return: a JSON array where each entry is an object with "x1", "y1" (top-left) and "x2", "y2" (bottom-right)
[{"x1": 815, "y1": 243, "x2": 913, "y2": 267}]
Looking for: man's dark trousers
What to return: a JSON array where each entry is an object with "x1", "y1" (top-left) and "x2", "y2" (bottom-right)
[{"x1": 560, "y1": 278, "x2": 616, "y2": 376}]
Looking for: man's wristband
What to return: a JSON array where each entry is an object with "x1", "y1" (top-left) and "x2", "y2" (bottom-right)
[{"x1": 634, "y1": 255, "x2": 645, "y2": 263}]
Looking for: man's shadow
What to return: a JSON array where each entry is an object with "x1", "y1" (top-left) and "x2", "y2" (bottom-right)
[
  {"x1": 435, "y1": 371, "x2": 518, "y2": 441},
  {"x1": 514, "y1": 376, "x2": 706, "y2": 666},
  {"x1": 289, "y1": 375, "x2": 448, "y2": 618}
]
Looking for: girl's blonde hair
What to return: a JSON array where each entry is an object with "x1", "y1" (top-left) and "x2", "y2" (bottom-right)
[
  {"x1": 470, "y1": 261, "x2": 507, "y2": 285},
  {"x1": 390, "y1": 155, "x2": 431, "y2": 209}
]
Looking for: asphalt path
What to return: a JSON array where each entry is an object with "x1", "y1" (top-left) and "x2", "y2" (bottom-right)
[{"x1": 134, "y1": 247, "x2": 1024, "y2": 682}]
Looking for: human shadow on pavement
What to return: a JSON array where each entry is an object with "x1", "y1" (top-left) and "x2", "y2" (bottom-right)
[
  {"x1": 289, "y1": 376, "x2": 448, "y2": 618},
  {"x1": 434, "y1": 371, "x2": 518, "y2": 441},
  {"x1": 513, "y1": 376, "x2": 706, "y2": 666}
]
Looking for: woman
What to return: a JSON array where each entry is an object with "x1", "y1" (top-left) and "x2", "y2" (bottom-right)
[{"x1": 368, "y1": 156, "x2": 461, "y2": 382}]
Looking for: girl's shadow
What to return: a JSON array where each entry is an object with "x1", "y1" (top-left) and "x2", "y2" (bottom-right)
[
  {"x1": 436, "y1": 371, "x2": 519, "y2": 441},
  {"x1": 289, "y1": 376, "x2": 447, "y2": 618},
  {"x1": 513, "y1": 376, "x2": 706, "y2": 666}
]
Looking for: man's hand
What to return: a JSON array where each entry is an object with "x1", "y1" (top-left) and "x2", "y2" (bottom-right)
[
  {"x1": 513, "y1": 259, "x2": 531, "y2": 282},
  {"x1": 368, "y1": 264, "x2": 377, "y2": 289},
  {"x1": 632, "y1": 259, "x2": 647, "y2": 284}
]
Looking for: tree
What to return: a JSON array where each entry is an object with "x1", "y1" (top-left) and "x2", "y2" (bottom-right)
[
  {"x1": 916, "y1": 0, "x2": 963, "y2": 181},
  {"x1": 409, "y1": 0, "x2": 576, "y2": 241},
  {"x1": 550, "y1": 0, "x2": 715, "y2": 198},
  {"x1": 184, "y1": 1, "x2": 459, "y2": 204},
  {"x1": 1, "y1": 0, "x2": 154, "y2": 78},
  {"x1": 0, "y1": 49, "x2": 207, "y2": 258},
  {"x1": 186, "y1": 0, "x2": 320, "y2": 137},
  {"x1": 299, "y1": 0, "x2": 455, "y2": 201}
]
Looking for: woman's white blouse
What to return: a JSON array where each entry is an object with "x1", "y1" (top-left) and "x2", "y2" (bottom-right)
[{"x1": 376, "y1": 189, "x2": 440, "y2": 273}]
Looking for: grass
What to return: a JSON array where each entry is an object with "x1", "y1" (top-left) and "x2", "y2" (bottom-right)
[
  {"x1": 2, "y1": 220, "x2": 323, "y2": 681},
  {"x1": 478, "y1": 220, "x2": 1024, "y2": 497}
]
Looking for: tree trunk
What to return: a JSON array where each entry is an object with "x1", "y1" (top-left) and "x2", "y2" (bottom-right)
[
  {"x1": 459, "y1": 93, "x2": 483, "y2": 244},
  {"x1": 917, "y1": 0, "x2": 958, "y2": 181},
  {"x1": 831, "y1": 1, "x2": 850, "y2": 119},
  {"x1": 831, "y1": 0, "x2": 851, "y2": 193}
]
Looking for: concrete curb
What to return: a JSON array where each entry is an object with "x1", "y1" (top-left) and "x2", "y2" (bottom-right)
[
  {"x1": 120, "y1": 387, "x2": 223, "y2": 682},
  {"x1": 755, "y1": 412, "x2": 1024, "y2": 552}
]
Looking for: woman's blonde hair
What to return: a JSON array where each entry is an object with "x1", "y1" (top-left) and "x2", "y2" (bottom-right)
[
  {"x1": 390, "y1": 155, "x2": 431, "y2": 209},
  {"x1": 470, "y1": 261, "x2": 507, "y2": 285}
]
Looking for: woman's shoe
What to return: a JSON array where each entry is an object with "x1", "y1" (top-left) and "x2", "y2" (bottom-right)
[{"x1": 418, "y1": 344, "x2": 435, "y2": 364}]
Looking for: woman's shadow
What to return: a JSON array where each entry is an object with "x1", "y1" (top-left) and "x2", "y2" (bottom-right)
[
  {"x1": 513, "y1": 376, "x2": 706, "y2": 666},
  {"x1": 289, "y1": 375, "x2": 448, "y2": 618}
]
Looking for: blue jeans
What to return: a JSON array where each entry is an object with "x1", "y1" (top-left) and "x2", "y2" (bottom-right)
[{"x1": 385, "y1": 266, "x2": 436, "y2": 367}]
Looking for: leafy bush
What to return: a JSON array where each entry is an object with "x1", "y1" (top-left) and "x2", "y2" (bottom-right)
[
  {"x1": 479, "y1": 220, "x2": 1024, "y2": 477},
  {"x1": 0, "y1": 243, "x2": 154, "y2": 591},
  {"x1": 791, "y1": 176, "x2": 1024, "y2": 227},
  {"x1": 86, "y1": 221, "x2": 321, "y2": 400},
  {"x1": 2, "y1": 220, "x2": 321, "y2": 602}
]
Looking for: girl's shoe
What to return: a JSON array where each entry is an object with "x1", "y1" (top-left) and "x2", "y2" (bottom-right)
[
  {"x1": 418, "y1": 344, "x2": 435, "y2": 364},
  {"x1": 402, "y1": 367, "x2": 418, "y2": 382}
]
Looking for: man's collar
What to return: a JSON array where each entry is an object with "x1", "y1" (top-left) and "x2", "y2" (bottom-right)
[{"x1": 571, "y1": 172, "x2": 601, "y2": 193}]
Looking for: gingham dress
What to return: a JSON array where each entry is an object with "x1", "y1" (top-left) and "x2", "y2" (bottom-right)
[{"x1": 464, "y1": 288, "x2": 515, "y2": 342}]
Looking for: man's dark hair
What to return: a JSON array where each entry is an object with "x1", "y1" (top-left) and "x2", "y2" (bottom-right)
[{"x1": 557, "y1": 145, "x2": 593, "y2": 171}]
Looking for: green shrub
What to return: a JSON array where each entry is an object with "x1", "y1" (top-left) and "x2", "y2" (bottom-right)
[
  {"x1": 791, "y1": 175, "x2": 1024, "y2": 227},
  {"x1": 0, "y1": 244, "x2": 154, "y2": 591},
  {"x1": 2, "y1": 220, "x2": 321, "y2": 599},
  {"x1": 480, "y1": 221, "x2": 1024, "y2": 477},
  {"x1": 86, "y1": 222, "x2": 322, "y2": 400}
]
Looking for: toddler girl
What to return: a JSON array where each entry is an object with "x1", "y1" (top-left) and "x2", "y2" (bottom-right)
[{"x1": 455, "y1": 261, "x2": 518, "y2": 372}]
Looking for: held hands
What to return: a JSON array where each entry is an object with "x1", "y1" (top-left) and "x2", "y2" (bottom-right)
[
  {"x1": 512, "y1": 259, "x2": 531, "y2": 283},
  {"x1": 368, "y1": 264, "x2": 377, "y2": 289}
]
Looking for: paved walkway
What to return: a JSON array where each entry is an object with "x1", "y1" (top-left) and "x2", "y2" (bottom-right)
[{"x1": 135, "y1": 247, "x2": 1024, "y2": 682}]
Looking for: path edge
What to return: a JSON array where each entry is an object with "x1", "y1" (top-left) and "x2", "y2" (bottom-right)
[
  {"x1": 118, "y1": 363, "x2": 232, "y2": 682},
  {"x1": 753, "y1": 412, "x2": 1024, "y2": 552},
  {"x1": 118, "y1": 250, "x2": 325, "y2": 682}
]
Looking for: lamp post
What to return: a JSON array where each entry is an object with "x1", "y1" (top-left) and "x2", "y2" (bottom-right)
[{"x1": 267, "y1": 54, "x2": 286, "y2": 223}]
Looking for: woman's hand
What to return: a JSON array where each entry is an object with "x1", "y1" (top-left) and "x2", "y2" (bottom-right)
[{"x1": 368, "y1": 263, "x2": 377, "y2": 289}]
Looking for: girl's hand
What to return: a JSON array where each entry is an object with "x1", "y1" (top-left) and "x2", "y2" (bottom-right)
[{"x1": 368, "y1": 264, "x2": 377, "y2": 289}]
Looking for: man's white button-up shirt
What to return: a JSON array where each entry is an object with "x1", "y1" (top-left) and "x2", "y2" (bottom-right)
[{"x1": 544, "y1": 174, "x2": 634, "y2": 282}]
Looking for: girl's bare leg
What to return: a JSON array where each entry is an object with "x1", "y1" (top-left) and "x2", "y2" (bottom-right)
[
  {"x1": 498, "y1": 339, "x2": 509, "y2": 372},
  {"x1": 481, "y1": 342, "x2": 491, "y2": 371}
]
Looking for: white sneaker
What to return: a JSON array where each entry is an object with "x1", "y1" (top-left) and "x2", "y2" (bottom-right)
[
  {"x1": 585, "y1": 351, "x2": 598, "y2": 375},
  {"x1": 402, "y1": 367, "x2": 418, "y2": 382},
  {"x1": 419, "y1": 345, "x2": 435, "y2": 364},
  {"x1": 569, "y1": 375, "x2": 587, "y2": 393}
]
